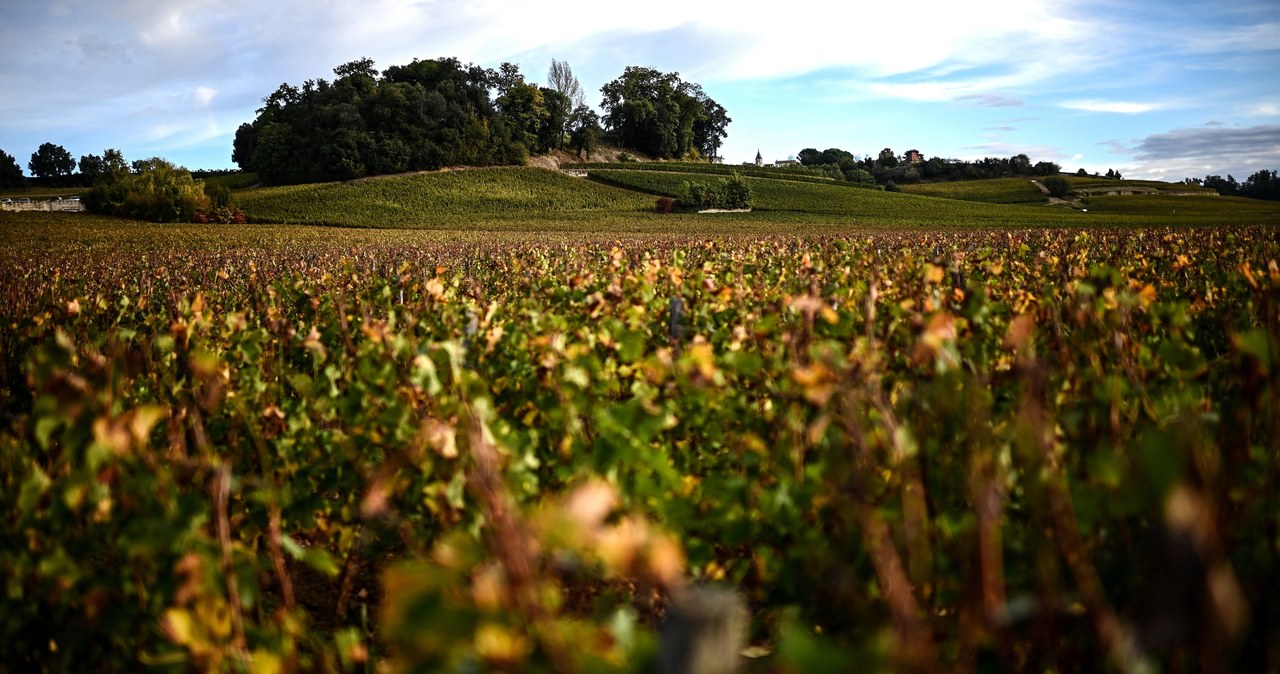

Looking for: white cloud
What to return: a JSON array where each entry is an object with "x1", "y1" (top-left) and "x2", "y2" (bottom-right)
[
  {"x1": 1061, "y1": 100, "x2": 1161, "y2": 114},
  {"x1": 194, "y1": 86, "x2": 216, "y2": 108},
  {"x1": 1250, "y1": 102, "x2": 1280, "y2": 117}
]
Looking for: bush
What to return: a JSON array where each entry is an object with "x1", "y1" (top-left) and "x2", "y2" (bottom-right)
[
  {"x1": 85, "y1": 158, "x2": 211, "y2": 222},
  {"x1": 884, "y1": 180, "x2": 901, "y2": 193},
  {"x1": 677, "y1": 172, "x2": 752, "y2": 210},
  {"x1": 1044, "y1": 175, "x2": 1072, "y2": 199},
  {"x1": 655, "y1": 196, "x2": 676, "y2": 213}
]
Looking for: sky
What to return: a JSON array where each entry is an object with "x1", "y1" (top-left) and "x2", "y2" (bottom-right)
[{"x1": 2, "y1": 0, "x2": 1278, "y2": 181}]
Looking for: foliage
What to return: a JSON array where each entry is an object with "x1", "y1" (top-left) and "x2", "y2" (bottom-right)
[
  {"x1": 0, "y1": 148, "x2": 23, "y2": 187},
  {"x1": 677, "y1": 172, "x2": 752, "y2": 210},
  {"x1": 233, "y1": 57, "x2": 529, "y2": 185},
  {"x1": 1044, "y1": 175, "x2": 1072, "y2": 199},
  {"x1": 28, "y1": 142, "x2": 76, "y2": 180},
  {"x1": 0, "y1": 219, "x2": 1278, "y2": 673},
  {"x1": 78, "y1": 149, "x2": 129, "y2": 185},
  {"x1": 599, "y1": 67, "x2": 730, "y2": 160},
  {"x1": 547, "y1": 59, "x2": 585, "y2": 110},
  {"x1": 568, "y1": 105, "x2": 602, "y2": 158},
  {"x1": 84, "y1": 158, "x2": 211, "y2": 222},
  {"x1": 1202, "y1": 170, "x2": 1280, "y2": 201}
]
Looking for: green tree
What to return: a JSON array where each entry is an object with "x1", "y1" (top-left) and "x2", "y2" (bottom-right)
[
  {"x1": 599, "y1": 67, "x2": 728, "y2": 160},
  {"x1": 569, "y1": 105, "x2": 602, "y2": 158},
  {"x1": 1033, "y1": 161, "x2": 1061, "y2": 176},
  {"x1": 497, "y1": 76, "x2": 548, "y2": 155},
  {"x1": 1241, "y1": 169, "x2": 1279, "y2": 201},
  {"x1": 1044, "y1": 175, "x2": 1071, "y2": 198},
  {"x1": 877, "y1": 148, "x2": 899, "y2": 169},
  {"x1": 692, "y1": 96, "x2": 730, "y2": 160},
  {"x1": 78, "y1": 149, "x2": 127, "y2": 185},
  {"x1": 538, "y1": 87, "x2": 572, "y2": 152},
  {"x1": 28, "y1": 142, "x2": 76, "y2": 180},
  {"x1": 85, "y1": 158, "x2": 210, "y2": 222},
  {"x1": 797, "y1": 148, "x2": 823, "y2": 166},
  {"x1": 234, "y1": 56, "x2": 522, "y2": 185},
  {"x1": 0, "y1": 148, "x2": 23, "y2": 187}
]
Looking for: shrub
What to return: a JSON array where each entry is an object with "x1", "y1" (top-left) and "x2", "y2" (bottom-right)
[
  {"x1": 85, "y1": 158, "x2": 211, "y2": 222},
  {"x1": 677, "y1": 172, "x2": 752, "y2": 210},
  {"x1": 1044, "y1": 175, "x2": 1072, "y2": 199},
  {"x1": 655, "y1": 196, "x2": 676, "y2": 213},
  {"x1": 884, "y1": 180, "x2": 901, "y2": 193}
]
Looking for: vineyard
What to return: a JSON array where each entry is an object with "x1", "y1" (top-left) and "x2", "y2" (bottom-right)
[
  {"x1": 2, "y1": 210, "x2": 1278, "y2": 673},
  {"x1": 236, "y1": 168, "x2": 656, "y2": 228},
  {"x1": 900, "y1": 178, "x2": 1048, "y2": 205}
]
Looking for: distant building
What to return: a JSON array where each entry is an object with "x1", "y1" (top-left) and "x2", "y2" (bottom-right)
[
  {"x1": 904, "y1": 149, "x2": 924, "y2": 163},
  {"x1": 774, "y1": 159, "x2": 799, "y2": 168},
  {"x1": 755, "y1": 149, "x2": 763, "y2": 167}
]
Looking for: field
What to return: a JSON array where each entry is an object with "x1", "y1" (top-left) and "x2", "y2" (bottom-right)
[
  {"x1": 236, "y1": 168, "x2": 656, "y2": 228},
  {"x1": 900, "y1": 178, "x2": 1048, "y2": 204},
  {"x1": 2, "y1": 170, "x2": 1280, "y2": 673}
]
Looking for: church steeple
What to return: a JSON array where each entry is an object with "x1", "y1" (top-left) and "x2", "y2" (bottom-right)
[{"x1": 755, "y1": 149, "x2": 763, "y2": 166}]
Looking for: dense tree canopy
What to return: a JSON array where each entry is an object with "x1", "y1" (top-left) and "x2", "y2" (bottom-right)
[
  {"x1": 798, "y1": 146, "x2": 1070, "y2": 186},
  {"x1": 0, "y1": 149, "x2": 23, "y2": 187},
  {"x1": 599, "y1": 67, "x2": 729, "y2": 160},
  {"x1": 85, "y1": 158, "x2": 212, "y2": 222},
  {"x1": 78, "y1": 148, "x2": 129, "y2": 185},
  {"x1": 1201, "y1": 170, "x2": 1280, "y2": 201},
  {"x1": 28, "y1": 142, "x2": 76, "y2": 180},
  {"x1": 232, "y1": 57, "x2": 565, "y2": 185}
]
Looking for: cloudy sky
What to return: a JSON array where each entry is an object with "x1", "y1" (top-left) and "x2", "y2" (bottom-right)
[{"x1": 2, "y1": 0, "x2": 1278, "y2": 181}]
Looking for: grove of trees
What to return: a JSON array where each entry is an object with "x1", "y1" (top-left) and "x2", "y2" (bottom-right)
[
  {"x1": 797, "y1": 147, "x2": 1062, "y2": 186},
  {"x1": 232, "y1": 57, "x2": 622, "y2": 185},
  {"x1": 599, "y1": 67, "x2": 729, "y2": 161},
  {"x1": 1194, "y1": 170, "x2": 1280, "y2": 201},
  {"x1": 0, "y1": 149, "x2": 23, "y2": 187},
  {"x1": 27, "y1": 142, "x2": 76, "y2": 180},
  {"x1": 84, "y1": 158, "x2": 229, "y2": 223}
]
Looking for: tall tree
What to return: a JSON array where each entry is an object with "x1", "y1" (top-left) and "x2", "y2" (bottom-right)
[
  {"x1": 568, "y1": 105, "x2": 602, "y2": 158},
  {"x1": 79, "y1": 149, "x2": 126, "y2": 185},
  {"x1": 233, "y1": 56, "x2": 523, "y2": 185},
  {"x1": 0, "y1": 148, "x2": 23, "y2": 187},
  {"x1": 538, "y1": 87, "x2": 573, "y2": 151},
  {"x1": 547, "y1": 59, "x2": 585, "y2": 110},
  {"x1": 1241, "y1": 169, "x2": 1279, "y2": 201},
  {"x1": 599, "y1": 67, "x2": 728, "y2": 160},
  {"x1": 28, "y1": 142, "x2": 76, "y2": 179}
]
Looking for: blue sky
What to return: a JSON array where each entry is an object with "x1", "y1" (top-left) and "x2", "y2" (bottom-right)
[{"x1": 2, "y1": 0, "x2": 1277, "y2": 181}]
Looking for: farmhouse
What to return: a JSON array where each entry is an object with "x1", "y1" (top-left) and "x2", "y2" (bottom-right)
[{"x1": 904, "y1": 149, "x2": 924, "y2": 163}]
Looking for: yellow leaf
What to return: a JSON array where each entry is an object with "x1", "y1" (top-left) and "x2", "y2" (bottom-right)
[
  {"x1": 161, "y1": 608, "x2": 195, "y2": 646},
  {"x1": 1138, "y1": 283, "x2": 1157, "y2": 307},
  {"x1": 251, "y1": 650, "x2": 284, "y2": 674},
  {"x1": 925, "y1": 264, "x2": 945, "y2": 284}
]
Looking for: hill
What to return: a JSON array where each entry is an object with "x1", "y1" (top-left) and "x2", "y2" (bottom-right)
[{"x1": 182, "y1": 165, "x2": 1280, "y2": 231}]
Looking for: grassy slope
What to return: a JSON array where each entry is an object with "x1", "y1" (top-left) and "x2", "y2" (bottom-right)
[
  {"x1": 236, "y1": 168, "x2": 655, "y2": 228},
  {"x1": 900, "y1": 178, "x2": 1047, "y2": 204},
  {"x1": 588, "y1": 168, "x2": 1277, "y2": 228},
  {"x1": 10, "y1": 166, "x2": 1276, "y2": 234}
]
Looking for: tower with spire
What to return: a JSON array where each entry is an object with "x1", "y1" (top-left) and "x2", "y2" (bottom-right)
[{"x1": 755, "y1": 149, "x2": 763, "y2": 166}]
